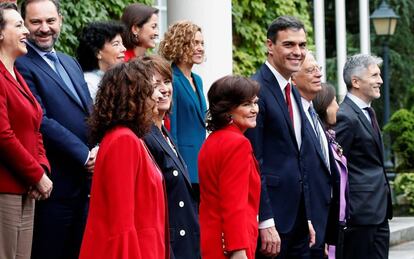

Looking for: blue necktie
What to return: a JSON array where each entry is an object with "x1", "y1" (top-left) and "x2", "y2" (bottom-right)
[
  {"x1": 45, "y1": 52, "x2": 82, "y2": 105},
  {"x1": 309, "y1": 105, "x2": 329, "y2": 166}
]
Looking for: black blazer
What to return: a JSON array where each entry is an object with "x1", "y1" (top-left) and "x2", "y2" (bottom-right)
[
  {"x1": 245, "y1": 63, "x2": 311, "y2": 234},
  {"x1": 334, "y1": 96, "x2": 392, "y2": 225},
  {"x1": 16, "y1": 44, "x2": 93, "y2": 199},
  {"x1": 143, "y1": 124, "x2": 200, "y2": 259}
]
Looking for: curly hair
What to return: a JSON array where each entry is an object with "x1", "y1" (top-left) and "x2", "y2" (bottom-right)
[
  {"x1": 206, "y1": 75, "x2": 260, "y2": 132},
  {"x1": 121, "y1": 3, "x2": 158, "y2": 49},
  {"x1": 158, "y1": 20, "x2": 202, "y2": 64},
  {"x1": 77, "y1": 21, "x2": 125, "y2": 72},
  {"x1": 88, "y1": 59, "x2": 156, "y2": 143}
]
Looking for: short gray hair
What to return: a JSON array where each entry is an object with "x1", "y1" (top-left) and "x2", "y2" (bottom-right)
[{"x1": 343, "y1": 54, "x2": 382, "y2": 90}]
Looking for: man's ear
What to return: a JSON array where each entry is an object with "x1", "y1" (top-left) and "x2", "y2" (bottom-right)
[
  {"x1": 266, "y1": 39, "x2": 274, "y2": 56},
  {"x1": 351, "y1": 76, "x2": 360, "y2": 89}
]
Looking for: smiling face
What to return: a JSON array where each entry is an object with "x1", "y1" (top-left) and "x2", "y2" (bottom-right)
[
  {"x1": 191, "y1": 31, "x2": 204, "y2": 65},
  {"x1": 152, "y1": 71, "x2": 172, "y2": 115},
  {"x1": 133, "y1": 13, "x2": 158, "y2": 49},
  {"x1": 267, "y1": 28, "x2": 307, "y2": 80},
  {"x1": 292, "y1": 53, "x2": 322, "y2": 101},
  {"x1": 351, "y1": 64, "x2": 383, "y2": 103},
  {"x1": 230, "y1": 96, "x2": 259, "y2": 132},
  {"x1": 24, "y1": 0, "x2": 62, "y2": 51},
  {"x1": 1, "y1": 9, "x2": 29, "y2": 58},
  {"x1": 98, "y1": 34, "x2": 126, "y2": 72}
]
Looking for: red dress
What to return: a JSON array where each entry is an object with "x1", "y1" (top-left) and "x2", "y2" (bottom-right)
[
  {"x1": 198, "y1": 124, "x2": 261, "y2": 259},
  {"x1": 79, "y1": 126, "x2": 168, "y2": 259}
]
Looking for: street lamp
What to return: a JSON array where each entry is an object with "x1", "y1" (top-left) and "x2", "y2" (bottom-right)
[{"x1": 370, "y1": 0, "x2": 399, "y2": 171}]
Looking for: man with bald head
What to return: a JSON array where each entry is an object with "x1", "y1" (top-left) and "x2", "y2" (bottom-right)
[{"x1": 292, "y1": 52, "x2": 340, "y2": 258}]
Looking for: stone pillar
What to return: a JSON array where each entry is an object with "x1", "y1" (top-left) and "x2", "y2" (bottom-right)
[
  {"x1": 336, "y1": 0, "x2": 347, "y2": 101},
  {"x1": 314, "y1": 0, "x2": 326, "y2": 82},
  {"x1": 359, "y1": 0, "x2": 371, "y2": 54}
]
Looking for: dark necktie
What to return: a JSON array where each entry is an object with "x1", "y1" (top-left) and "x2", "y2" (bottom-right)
[
  {"x1": 309, "y1": 105, "x2": 329, "y2": 166},
  {"x1": 364, "y1": 107, "x2": 381, "y2": 136},
  {"x1": 285, "y1": 83, "x2": 294, "y2": 127},
  {"x1": 45, "y1": 52, "x2": 82, "y2": 105}
]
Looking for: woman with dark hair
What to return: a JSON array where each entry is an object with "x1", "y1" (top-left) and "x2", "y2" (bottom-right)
[
  {"x1": 142, "y1": 55, "x2": 200, "y2": 259},
  {"x1": 121, "y1": 3, "x2": 159, "y2": 60},
  {"x1": 158, "y1": 21, "x2": 206, "y2": 198},
  {"x1": 313, "y1": 83, "x2": 348, "y2": 259},
  {"x1": 0, "y1": 3, "x2": 53, "y2": 258},
  {"x1": 198, "y1": 75, "x2": 261, "y2": 259},
  {"x1": 79, "y1": 60, "x2": 168, "y2": 259},
  {"x1": 77, "y1": 21, "x2": 126, "y2": 102}
]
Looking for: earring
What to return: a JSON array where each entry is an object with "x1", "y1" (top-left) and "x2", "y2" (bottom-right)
[{"x1": 133, "y1": 33, "x2": 138, "y2": 39}]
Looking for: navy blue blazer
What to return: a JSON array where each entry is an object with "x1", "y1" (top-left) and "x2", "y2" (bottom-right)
[
  {"x1": 170, "y1": 63, "x2": 206, "y2": 183},
  {"x1": 301, "y1": 115, "x2": 340, "y2": 249},
  {"x1": 245, "y1": 63, "x2": 311, "y2": 234},
  {"x1": 144, "y1": 124, "x2": 200, "y2": 259},
  {"x1": 16, "y1": 44, "x2": 93, "y2": 199}
]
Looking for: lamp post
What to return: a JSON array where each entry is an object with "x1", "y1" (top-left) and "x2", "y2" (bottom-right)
[{"x1": 370, "y1": 0, "x2": 398, "y2": 171}]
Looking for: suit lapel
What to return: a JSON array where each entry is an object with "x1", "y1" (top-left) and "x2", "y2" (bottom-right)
[
  {"x1": 344, "y1": 97, "x2": 383, "y2": 158},
  {"x1": 26, "y1": 46, "x2": 88, "y2": 112},
  {"x1": 57, "y1": 53, "x2": 91, "y2": 113},
  {"x1": 173, "y1": 65, "x2": 205, "y2": 126},
  {"x1": 151, "y1": 125, "x2": 192, "y2": 187},
  {"x1": 261, "y1": 65, "x2": 297, "y2": 146},
  {"x1": 304, "y1": 117, "x2": 330, "y2": 172}
]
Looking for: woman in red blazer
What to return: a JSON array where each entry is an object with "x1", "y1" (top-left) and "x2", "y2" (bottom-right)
[
  {"x1": 0, "y1": 3, "x2": 52, "y2": 258},
  {"x1": 198, "y1": 75, "x2": 261, "y2": 259},
  {"x1": 79, "y1": 59, "x2": 168, "y2": 259}
]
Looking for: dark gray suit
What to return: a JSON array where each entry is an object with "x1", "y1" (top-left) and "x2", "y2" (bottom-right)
[{"x1": 334, "y1": 96, "x2": 392, "y2": 259}]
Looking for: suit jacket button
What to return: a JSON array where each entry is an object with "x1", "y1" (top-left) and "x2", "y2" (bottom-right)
[
  {"x1": 179, "y1": 201, "x2": 184, "y2": 207},
  {"x1": 173, "y1": 170, "x2": 179, "y2": 176},
  {"x1": 179, "y1": 230, "x2": 186, "y2": 236}
]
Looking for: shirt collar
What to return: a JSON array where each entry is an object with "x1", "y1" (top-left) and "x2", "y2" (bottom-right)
[
  {"x1": 301, "y1": 97, "x2": 311, "y2": 112},
  {"x1": 347, "y1": 92, "x2": 371, "y2": 109},
  {"x1": 265, "y1": 60, "x2": 291, "y2": 92},
  {"x1": 27, "y1": 40, "x2": 56, "y2": 57}
]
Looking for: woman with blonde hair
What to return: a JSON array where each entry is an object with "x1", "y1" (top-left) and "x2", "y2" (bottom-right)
[{"x1": 158, "y1": 21, "x2": 206, "y2": 199}]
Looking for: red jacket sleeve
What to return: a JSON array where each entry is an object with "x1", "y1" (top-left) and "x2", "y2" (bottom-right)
[
  {"x1": 219, "y1": 137, "x2": 252, "y2": 252},
  {"x1": 79, "y1": 133, "x2": 142, "y2": 259},
  {"x1": 0, "y1": 81, "x2": 44, "y2": 186}
]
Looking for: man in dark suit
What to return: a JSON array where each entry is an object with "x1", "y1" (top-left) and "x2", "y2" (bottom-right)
[
  {"x1": 334, "y1": 54, "x2": 393, "y2": 259},
  {"x1": 292, "y1": 52, "x2": 340, "y2": 258},
  {"x1": 16, "y1": 0, "x2": 96, "y2": 258},
  {"x1": 245, "y1": 16, "x2": 314, "y2": 258}
]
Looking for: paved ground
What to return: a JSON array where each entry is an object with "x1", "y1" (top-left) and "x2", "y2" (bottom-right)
[
  {"x1": 389, "y1": 217, "x2": 414, "y2": 258},
  {"x1": 389, "y1": 240, "x2": 414, "y2": 259}
]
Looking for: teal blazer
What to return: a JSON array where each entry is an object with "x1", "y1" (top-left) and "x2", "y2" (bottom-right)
[{"x1": 170, "y1": 63, "x2": 206, "y2": 183}]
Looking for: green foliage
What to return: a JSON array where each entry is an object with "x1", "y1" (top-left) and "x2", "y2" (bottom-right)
[
  {"x1": 384, "y1": 109, "x2": 414, "y2": 171},
  {"x1": 393, "y1": 172, "x2": 414, "y2": 214},
  {"x1": 55, "y1": 0, "x2": 153, "y2": 56},
  {"x1": 232, "y1": 0, "x2": 313, "y2": 76}
]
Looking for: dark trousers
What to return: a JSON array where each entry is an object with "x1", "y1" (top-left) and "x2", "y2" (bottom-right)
[
  {"x1": 342, "y1": 220, "x2": 389, "y2": 259},
  {"x1": 31, "y1": 196, "x2": 89, "y2": 259},
  {"x1": 256, "y1": 199, "x2": 310, "y2": 259}
]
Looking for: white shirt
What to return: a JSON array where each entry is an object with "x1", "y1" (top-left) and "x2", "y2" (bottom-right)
[
  {"x1": 347, "y1": 92, "x2": 372, "y2": 123},
  {"x1": 265, "y1": 61, "x2": 302, "y2": 148},
  {"x1": 301, "y1": 98, "x2": 330, "y2": 169},
  {"x1": 84, "y1": 70, "x2": 104, "y2": 103}
]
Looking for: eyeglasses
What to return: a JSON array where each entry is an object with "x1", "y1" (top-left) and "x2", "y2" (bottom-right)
[{"x1": 304, "y1": 66, "x2": 322, "y2": 74}]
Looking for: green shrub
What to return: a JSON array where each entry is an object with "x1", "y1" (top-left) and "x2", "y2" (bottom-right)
[
  {"x1": 393, "y1": 172, "x2": 414, "y2": 214},
  {"x1": 384, "y1": 109, "x2": 414, "y2": 171}
]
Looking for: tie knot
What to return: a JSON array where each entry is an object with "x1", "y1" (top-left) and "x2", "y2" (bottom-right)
[
  {"x1": 45, "y1": 52, "x2": 58, "y2": 62},
  {"x1": 309, "y1": 105, "x2": 317, "y2": 117},
  {"x1": 285, "y1": 82, "x2": 291, "y2": 92}
]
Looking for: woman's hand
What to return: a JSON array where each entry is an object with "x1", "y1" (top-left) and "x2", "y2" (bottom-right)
[
  {"x1": 35, "y1": 173, "x2": 53, "y2": 199},
  {"x1": 230, "y1": 249, "x2": 248, "y2": 259}
]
